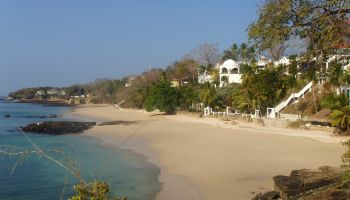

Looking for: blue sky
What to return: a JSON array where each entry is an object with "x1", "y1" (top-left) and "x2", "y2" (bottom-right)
[{"x1": 0, "y1": 0, "x2": 260, "y2": 95}]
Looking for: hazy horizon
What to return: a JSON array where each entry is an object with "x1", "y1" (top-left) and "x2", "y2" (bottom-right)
[{"x1": 0, "y1": 0, "x2": 260, "y2": 95}]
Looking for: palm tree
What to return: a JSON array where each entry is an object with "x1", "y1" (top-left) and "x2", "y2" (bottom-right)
[
  {"x1": 328, "y1": 60, "x2": 347, "y2": 91},
  {"x1": 329, "y1": 105, "x2": 350, "y2": 135},
  {"x1": 222, "y1": 43, "x2": 239, "y2": 61},
  {"x1": 199, "y1": 83, "x2": 216, "y2": 107},
  {"x1": 239, "y1": 43, "x2": 248, "y2": 62},
  {"x1": 240, "y1": 63, "x2": 256, "y2": 87}
]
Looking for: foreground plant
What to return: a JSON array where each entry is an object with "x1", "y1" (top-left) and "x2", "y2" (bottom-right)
[
  {"x1": 69, "y1": 181, "x2": 127, "y2": 200},
  {"x1": 329, "y1": 105, "x2": 350, "y2": 135}
]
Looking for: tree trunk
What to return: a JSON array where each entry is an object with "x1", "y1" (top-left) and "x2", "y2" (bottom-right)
[{"x1": 312, "y1": 86, "x2": 318, "y2": 113}]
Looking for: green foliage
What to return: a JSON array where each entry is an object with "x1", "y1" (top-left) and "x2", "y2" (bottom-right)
[
  {"x1": 178, "y1": 84, "x2": 199, "y2": 110},
  {"x1": 248, "y1": 0, "x2": 350, "y2": 58},
  {"x1": 232, "y1": 64, "x2": 288, "y2": 114},
  {"x1": 222, "y1": 43, "x2": 256, "y2": 62},
  {"x1": 327, "y1": 60, "x2": 350, "y2": 88},
  {"x1": 321, "y1": 93, "x2": 348, "y2": 110},
  {"x1": 215, "y1": 86, "x2": 238, "y2": 107},
  {"x1": 144, "y1": 75, "x2": 179, "y2": 114},
  {"x1": 131, "y1": 87, "x2": 148, "y2": 109},
  {"x1": 329, "y1": 106, "x2": 350, "y2": 134},
  {"x1": 198, "y1": 82, "x2": 216, "y2": 107},
  {"x1": 69, "y1": 181, "x2": 127, "y2": 200}
]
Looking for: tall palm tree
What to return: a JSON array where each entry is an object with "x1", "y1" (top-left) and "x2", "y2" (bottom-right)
[{"x1": 241, "y1": 63, "x2": 256, "y2": 87}]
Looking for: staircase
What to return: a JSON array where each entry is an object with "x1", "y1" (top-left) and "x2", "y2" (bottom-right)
[{"x1": 267, "y1": 82, "x2": 313, "y2": 118}]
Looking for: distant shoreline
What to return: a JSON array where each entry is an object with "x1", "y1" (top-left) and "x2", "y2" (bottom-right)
[{"x1": 8, "y1": 98, "x2": 72, "y2": 106}]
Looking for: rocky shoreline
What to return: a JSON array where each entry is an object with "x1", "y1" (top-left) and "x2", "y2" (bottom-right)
[{"x1": 16, "y1": 99, "x2": 71, "y2": 106}]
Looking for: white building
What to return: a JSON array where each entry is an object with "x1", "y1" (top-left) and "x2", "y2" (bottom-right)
[
  {"x1": 47, "y1": 89, "x2": 59, "y2": 95},
  {"x1": 257, "y1": 56, "x2": 271, "y2": 70},
  {"x1": 218, "y1": 57, "x2": 294, "y2": 87},
  {"x1": 274, "y1": 56, "x2": 290, "y2": 66},
  {"x1": 219, "y1": 59, "x2": 242, "y2": 87},
  {"x1": 36, "y1": 90, "x2": 45, "y2": 96},
  {"x1": 60, "y1": 90, "x2": 66, "y2": 96},
  {"x1": 198, "y1": 70, "x2": 213, "y2": 84}
]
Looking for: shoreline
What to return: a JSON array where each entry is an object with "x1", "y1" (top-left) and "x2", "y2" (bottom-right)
[
  {"x1": 66, "y1": 104, "x2": 348, "y2": 200},
  {"x1": 66, "y1": 104, "x2": 203, "y2": 200}
]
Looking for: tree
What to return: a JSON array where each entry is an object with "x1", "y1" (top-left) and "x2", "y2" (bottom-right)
[
  {"x1": 286, "y1": 55, "x2": 299, "y2": 91},
  {"x1": 199, "y1": 82, "x2": 216, "y2": 107},
  {"x1": 142, "y1": 68, "x2": 164, "y2": 84},
  {"x1": 239, "y1": 43, "x2": 256, "y2": 62},
  {"x1": 329, "y1": 105, "x2": 350, "y2": 134},
  {"x1": 169, "y1": 59, "x2": 199, "y2": 83},
  {"x1": 222, "y1": 43, "x2": 256, "y2": 62},
  {"x1": 248, "y1": 0, "x2": 350, "y2": 59},
  {"x1": 234, "y1": 63, "x2": 289, "y2": 115},
  {"x1": 131, "y1": 87, "x2": 148, "y2": 109},
  {"x1": 144, "y1": 74, "x2": 179, "y2": 114},
  {"x1": 178, "y1": 84, "x2": 199, "y2": 111},
  {"x1": 321, "y1": 93, "x2": 348, "y2": 110},
  {"x1": 327, "y1": 58, "x2": 350, "y2": 90},
  {"x1": 187, "y1": 43, "x2": 220, "y2": 69},
  {"x1": 222, "y1": 43, "x2": 239, "y2": 61}
]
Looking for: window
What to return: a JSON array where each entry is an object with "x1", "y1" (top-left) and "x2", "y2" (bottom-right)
[{"x1": 230, "y1": 68, "x2": 238, "y2": 74}]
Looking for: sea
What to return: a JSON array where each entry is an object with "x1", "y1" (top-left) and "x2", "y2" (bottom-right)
[{"x1": 0, "y1": 99, "x2": 161, "y2": 200}]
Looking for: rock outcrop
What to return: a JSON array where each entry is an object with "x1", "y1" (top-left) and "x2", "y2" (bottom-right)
[
  {"x1": 252, "y1": 166, "x2": 349, "y2": 200},
  {"x1": 21, "y1": 121, "x2": 96, "y2": 135}
]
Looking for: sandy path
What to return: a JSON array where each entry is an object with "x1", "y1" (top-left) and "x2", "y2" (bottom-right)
[{"x1": 66, "y1": 104, "x2": 347, "y2": 200}]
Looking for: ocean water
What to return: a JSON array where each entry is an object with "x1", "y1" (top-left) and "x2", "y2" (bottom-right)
[{"x1": 0, "y1": 100, "x2": 161, "y2": 200}]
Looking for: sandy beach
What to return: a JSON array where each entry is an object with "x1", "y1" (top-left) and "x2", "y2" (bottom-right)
[{"x1": 66, "y1": 104, "x2": 348, "y2": 200}]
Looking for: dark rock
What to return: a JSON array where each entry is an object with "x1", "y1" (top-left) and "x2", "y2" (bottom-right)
[
  {"x1": 23, "y1": 114, "x2": 59, "y2": 119},
  {"x1": 21, "y1": 121, "x2": 96, "y2": 135},
  {"x1": 309, "y1": 121, "x2": 331, "y2": 127},
  {"x1": 4, "y1": 114, "x2": 10, "y2": 118},
  {"x1": 252, "y1": 191, "x2": 280, "y2": 200},
  {"x1": 273, "y1": 166, "x2": 345, "y2": 199},
  {"x1": 98, "y1": 120, "x2": 138, "y2": 126},
  {"x1": 273, "y1": 175, "x2": 302, "y2": 198}
]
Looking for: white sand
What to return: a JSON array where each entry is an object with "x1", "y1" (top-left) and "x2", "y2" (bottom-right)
[{"x1": 66, "y1": 104, "x2": 347, "y2": 200}]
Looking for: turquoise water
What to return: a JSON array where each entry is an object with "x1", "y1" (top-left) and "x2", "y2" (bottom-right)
[{"x1": 0, "y1": 100, "x2": 161, "y2": 200}]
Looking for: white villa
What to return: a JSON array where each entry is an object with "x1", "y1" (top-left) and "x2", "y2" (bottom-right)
[
  {"x1": 219, "y1": 59, "x2": 242, "y2": 87},
  {"x1": 218, "y1": 56, "x2": 293, "y2": 87}
]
